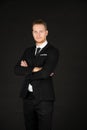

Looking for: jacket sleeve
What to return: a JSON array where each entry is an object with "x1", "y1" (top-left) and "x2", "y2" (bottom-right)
[
  {"x1": 26, "y1": 48, "x2": 59, "y2": 80},
  {"x1": 14, "y1": 48, "x2": 33, "y2": 76}
]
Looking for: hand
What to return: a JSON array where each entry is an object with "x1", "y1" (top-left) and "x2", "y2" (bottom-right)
[
  {"x1": 32, "y1": 67, "x2": 42, "y2": 72},
  {"x1": 20, "y1": 60, "x2": 28, "y2": 67}
]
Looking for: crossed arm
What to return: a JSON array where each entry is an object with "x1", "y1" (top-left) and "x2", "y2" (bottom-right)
[
  {"x1": 20, "y1": 60, "x2": 54, "y2": 76},
  {"x1": 15, "y1": 48, "x2": 59, "y2": 80}
]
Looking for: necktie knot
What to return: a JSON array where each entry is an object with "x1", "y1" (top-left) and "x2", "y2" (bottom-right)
[{"x1": 36, "y1": 47, "x2": 41, "y2": 55}]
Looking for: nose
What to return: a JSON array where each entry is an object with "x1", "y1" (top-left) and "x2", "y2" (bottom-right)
[{"x1": 36, "y1": 32, "x2": 41, "y2": 37}]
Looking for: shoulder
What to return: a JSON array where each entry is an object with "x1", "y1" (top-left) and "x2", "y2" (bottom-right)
[
  {"x1": 48, "y1": 42, "x2": 59, "y2": 55},
  {"x1": 23, "y1": 45, "x2": 35, "y2": 54}
]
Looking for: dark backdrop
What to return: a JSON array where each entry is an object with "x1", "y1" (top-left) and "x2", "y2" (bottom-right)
[{"x1": 0, "y1": 1, "x2": 87, "y2": 130}]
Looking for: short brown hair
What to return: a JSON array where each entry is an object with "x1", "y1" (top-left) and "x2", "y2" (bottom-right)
[{"x1": 32, "y1": 19, "x2": 48, "y2": 30}]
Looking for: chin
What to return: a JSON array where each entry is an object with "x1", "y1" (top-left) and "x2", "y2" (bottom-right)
[{"x1": 35, "y1": 40, "x2": 45, "y2": 44}]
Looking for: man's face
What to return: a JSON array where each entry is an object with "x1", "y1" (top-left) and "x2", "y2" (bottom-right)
[{"x1": 32, "y1": 24, "x2": 48, "y2": 45}]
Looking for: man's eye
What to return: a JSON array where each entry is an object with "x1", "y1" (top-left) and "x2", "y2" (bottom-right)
[{"x1": 40, "y1": 31, "x2": 44, "y2": 33}]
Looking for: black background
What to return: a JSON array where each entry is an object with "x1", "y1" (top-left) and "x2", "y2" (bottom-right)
[{"x1": 0, "y1": 1, "x2": 87, "y2": 130}]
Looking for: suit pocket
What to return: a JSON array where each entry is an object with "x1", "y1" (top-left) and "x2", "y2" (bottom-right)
[{"x1": 35, "y1": 56, "x2": 47, "y2": 66}]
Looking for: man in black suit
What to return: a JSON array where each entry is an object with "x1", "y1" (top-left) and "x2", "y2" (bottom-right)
[{"x1": 14, "y1": 19, "x2": 59, "y2": 130}]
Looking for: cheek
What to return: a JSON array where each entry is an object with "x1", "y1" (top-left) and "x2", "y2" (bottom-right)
[{"x1": 33, "y1": 34, "x2": 36, "y2": 38}]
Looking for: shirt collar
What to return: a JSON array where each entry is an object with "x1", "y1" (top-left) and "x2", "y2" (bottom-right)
[{"x1": 36, "y1": 40, "x2": 48, "y2": 49}]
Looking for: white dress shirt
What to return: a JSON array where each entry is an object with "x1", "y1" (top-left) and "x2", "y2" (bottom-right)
[{"x1": 28, "y1": 40, "x2": 48, "y2": 92}]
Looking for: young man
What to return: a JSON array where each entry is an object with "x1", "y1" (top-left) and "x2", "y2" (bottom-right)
[{"x1": 14, "y1": 19, "x2": 59, "y2": 130}]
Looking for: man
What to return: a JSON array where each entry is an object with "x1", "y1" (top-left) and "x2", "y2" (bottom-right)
[{"x1": 14, "y1": 19, "x2": 59, "y2": 130}]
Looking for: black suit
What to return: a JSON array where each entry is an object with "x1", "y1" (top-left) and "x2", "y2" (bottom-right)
[{"x1": 14, "y1": 42, "x2": 59, "y2": 130}]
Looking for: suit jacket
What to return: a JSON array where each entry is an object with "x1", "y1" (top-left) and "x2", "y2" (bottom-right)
[{"x1": 14, "y1": 42, "x2": 59, "y2": 101}]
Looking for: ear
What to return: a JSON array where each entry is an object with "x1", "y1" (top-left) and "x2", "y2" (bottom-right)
[{"x1": 46, "y1": 30, "x2": 48, "y2": 36}]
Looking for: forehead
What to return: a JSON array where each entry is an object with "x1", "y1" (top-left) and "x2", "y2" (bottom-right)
[{"x1": 33, "y1": 24, "x2": 46, "y2": 30}]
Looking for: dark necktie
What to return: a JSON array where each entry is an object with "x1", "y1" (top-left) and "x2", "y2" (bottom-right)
[{"x1": 36, "y1": 47, "x2": 41, "y2": 55}]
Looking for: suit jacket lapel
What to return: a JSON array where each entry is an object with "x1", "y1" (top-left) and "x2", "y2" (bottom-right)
[
  {"x1": 30, "y1": 46, "x2": 36, "y2": 57},
  {"x1": 31, "y1": 42, "x2": 50, "y2": 57},
  {"x1": 39, "y1": 42, "x2": 50, "y2": 54}
]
